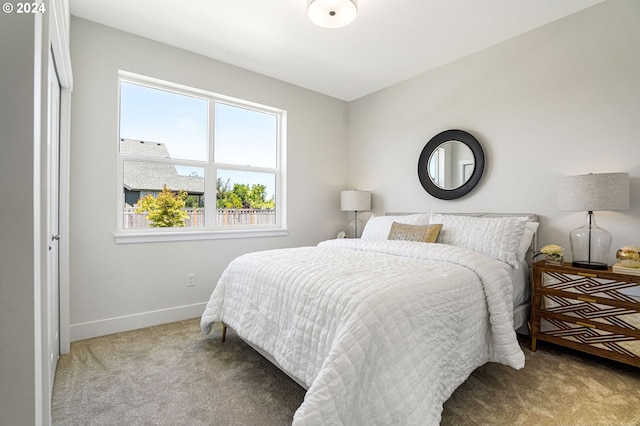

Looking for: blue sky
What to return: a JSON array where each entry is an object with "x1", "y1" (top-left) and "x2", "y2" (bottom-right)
[{"x1": 120, "y1": 82, "x2": 278, "y2": 197}]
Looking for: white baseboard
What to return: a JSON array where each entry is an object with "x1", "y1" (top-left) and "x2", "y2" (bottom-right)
[{"x1": 69, "y1": 302, "x2": 207, "y2": 342}]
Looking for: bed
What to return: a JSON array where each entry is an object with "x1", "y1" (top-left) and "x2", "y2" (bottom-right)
[{"x1": 200, "y1": 212, "x2": 538, "y2": 425}]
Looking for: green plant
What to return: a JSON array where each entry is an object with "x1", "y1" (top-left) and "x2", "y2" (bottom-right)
[{"x1": 135, "y1": 185, "x2": 189, "y2": 227}]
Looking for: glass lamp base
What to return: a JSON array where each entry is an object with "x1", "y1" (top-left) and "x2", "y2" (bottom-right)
[
  {"x1": 347, "y1": 217, "x2": 363, "y2": 238},
  {"x1": 569, "y1": 212, "x2": 612, "y2": 270}
]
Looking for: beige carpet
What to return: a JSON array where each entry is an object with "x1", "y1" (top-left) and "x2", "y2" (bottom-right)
[{"x1": 52, "y1": 318, "x2": 640, "y2": 425}]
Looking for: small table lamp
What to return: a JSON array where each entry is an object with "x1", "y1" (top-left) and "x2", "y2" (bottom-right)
[
  {"x1": 341, "y1": 190, "x2": 371, "y2": 238},
  {"x1": 557, "y1": 172, "x2": 630, "y2": 270}
]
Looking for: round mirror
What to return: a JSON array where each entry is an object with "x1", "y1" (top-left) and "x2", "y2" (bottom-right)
[{"x1": 417, "y1": 130, "x2": 485, "y2": 200}]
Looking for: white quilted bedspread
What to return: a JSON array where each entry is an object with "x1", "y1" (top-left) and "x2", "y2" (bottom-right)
[{"x1": 200, "y1": 239, "x2": 525, "y2": 425}]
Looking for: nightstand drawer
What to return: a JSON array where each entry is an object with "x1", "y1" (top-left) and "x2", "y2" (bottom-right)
[
  {"x1": 540, "y1": 317, "x2": 640, "y2": 362},
  {"x1": 542, "y1": 293, "x2": 640, "y2": 330},
  {"x1": 540, "y1": 270, "x2": 640, "y2": 303}
]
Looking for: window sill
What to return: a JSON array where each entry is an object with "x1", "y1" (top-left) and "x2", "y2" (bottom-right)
[{"x1": 114, "y1": 228, "x2": 289, "y2": 244}]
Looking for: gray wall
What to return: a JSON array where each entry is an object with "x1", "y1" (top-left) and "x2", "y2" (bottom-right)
[
  {"x1": 347, "y1": 0, "x2": 640, "y2": 258},
  {"x1": 69, "y1": 18, "x2": 349, "y2": 339},
  {"x1": 0, "y1": 13, "x2": 36, "y2": 424}
]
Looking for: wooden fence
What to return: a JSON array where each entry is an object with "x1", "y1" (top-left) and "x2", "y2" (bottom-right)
[{"x1": 123, "y1": 208, "x2": 276, "y2": 228}]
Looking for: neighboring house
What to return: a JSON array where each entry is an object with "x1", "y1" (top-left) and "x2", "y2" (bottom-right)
[{"x1": 121, "y1": 139, "x2": 204, "y2": 207}]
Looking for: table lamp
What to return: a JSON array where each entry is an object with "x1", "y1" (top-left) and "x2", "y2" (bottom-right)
[
  {"x1": 341, "y1": 190, "x2": 371, "y2": 238},
  {"x1": 557, "y1": 172, "x2": 629, "y2": 270}
]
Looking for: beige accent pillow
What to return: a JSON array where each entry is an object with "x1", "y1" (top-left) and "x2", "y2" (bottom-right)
[{"x1": 388, "y1": 222, "x2": 443, "y2": 243}]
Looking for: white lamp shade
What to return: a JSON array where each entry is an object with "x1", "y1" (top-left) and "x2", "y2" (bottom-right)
[
  {"x1": 557, "y1": 172, "x2": 629, "y2": 212},
  {"x1": 308, "y1": 0, "x2": 357, "y2": 28},
  {"x1": 341, "y1": 190, "x2": 371, "y2": 212}
]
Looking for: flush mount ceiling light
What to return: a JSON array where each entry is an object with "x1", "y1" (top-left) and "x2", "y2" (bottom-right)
[{"x1": 307, "y1": 0, "x2": 358, "y2": 28}]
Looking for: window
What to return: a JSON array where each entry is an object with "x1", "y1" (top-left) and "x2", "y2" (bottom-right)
[{"x1": 117, "y1": 72, "x2": 286, "y2": 242}]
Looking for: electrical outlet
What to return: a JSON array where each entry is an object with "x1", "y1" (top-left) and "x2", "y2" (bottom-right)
[{"x1": 186, "y1": 273, "x2": 196, "y2": 287}]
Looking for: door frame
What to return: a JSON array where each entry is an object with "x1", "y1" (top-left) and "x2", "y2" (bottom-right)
[
  {"x1": 33, "y1": 2, "x2": 72, "y2": 425},
  {"x1": 49, "y1": 0, "x2": 73, "y2": 355}
]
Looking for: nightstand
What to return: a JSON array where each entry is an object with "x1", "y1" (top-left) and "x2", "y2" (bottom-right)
[{"x1": 530, "y1": 260, "x2": 640, "y2": 367}]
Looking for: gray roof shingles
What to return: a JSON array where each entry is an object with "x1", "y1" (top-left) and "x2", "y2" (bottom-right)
[{"x1": 121, "y1": 139, "x2": 204, "y2": 194}]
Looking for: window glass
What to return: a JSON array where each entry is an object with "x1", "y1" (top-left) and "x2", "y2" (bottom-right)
[
  {"x1": 120, "y1": 82, "x2": 208, "y2": 162},
  {"x1": 216, "y1": 170, "x2": 276, "y2": 227},
  {"x1": 214, "y1": 103, "x2": 277, "y2": 168}
]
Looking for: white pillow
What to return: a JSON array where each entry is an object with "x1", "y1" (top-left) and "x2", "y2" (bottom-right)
[
  {"x1": 361, "y1": 214, "x2": 430, "y2": 241},
  {"x1": 517, "y1": 222, "x2": 539, "y2": 262},
  {"x1": 430, "y1": 214, "x2": 528, "y2": 266}
]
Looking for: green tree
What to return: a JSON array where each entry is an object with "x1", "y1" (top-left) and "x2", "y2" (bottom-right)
[
  {"x1": 217, "y1": 178, "x2": 239, "y2": 208},
  {"x1": 184, "y1": 195, "x2": 201, "y2": 209},
  {"x1": 216, "y1": 178, "x2": 274, "y2": 209},
  {"x1": 135, "y1": 185, "x2": 189, "y2": 227},
  {"x1": 247, "y1": 183, "x2": 275, "y2": 209}
]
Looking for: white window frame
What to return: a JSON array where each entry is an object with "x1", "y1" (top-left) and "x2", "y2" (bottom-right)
[{"x1": 115, "y1": 71, "x2": 287, "y2": 244}]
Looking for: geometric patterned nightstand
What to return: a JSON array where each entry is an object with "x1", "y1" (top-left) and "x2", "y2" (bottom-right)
[{"x1": 530, "y1": 260, "x2": 640, "y2": 367}]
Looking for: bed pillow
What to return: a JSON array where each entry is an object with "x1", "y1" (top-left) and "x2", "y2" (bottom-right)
[
  {"x1": 430, "y1": 214, "x2": 528, "y2": 266},
  {"x1": 388, "y1": 222, "x2": 443, "y2": 243},
  {"x1": 517, "y1": 222, "x2": 539, "y2": 262},
  {"x1": 360, "y1": 214, "x2": 430, "y2": 241}
]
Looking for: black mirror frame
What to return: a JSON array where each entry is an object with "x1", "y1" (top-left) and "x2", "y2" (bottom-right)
[{"x1": 417, "y1": 129, "x2": 485, "y2": 200}]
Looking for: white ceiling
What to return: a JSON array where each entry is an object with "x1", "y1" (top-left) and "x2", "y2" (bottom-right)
[{"x1": 69, "y1": 0, "x2": 605, "y2": 101}]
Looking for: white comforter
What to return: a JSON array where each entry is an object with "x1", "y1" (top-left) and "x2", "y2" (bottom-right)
[{"x1": 200, "y1": 239, "x2": 525, "y2": 425}]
